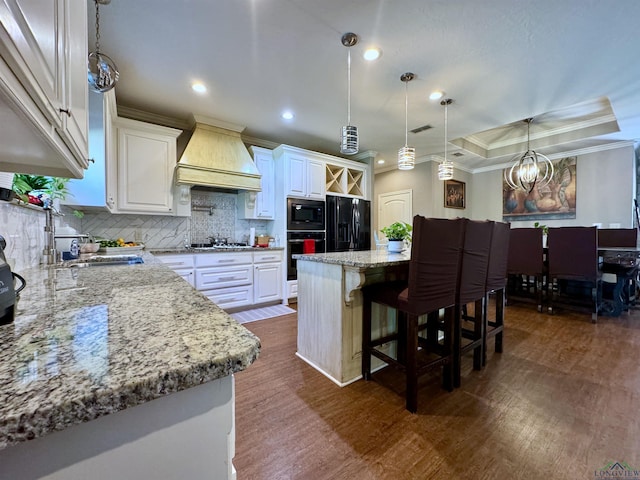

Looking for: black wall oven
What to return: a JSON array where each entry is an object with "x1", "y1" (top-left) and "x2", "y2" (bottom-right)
[
  {"x1": 287, "y1": 231, "x2": 326, "y2": 280},
  {"x1": 287, "y1": 198, "x2": 325, "y2": 231}
]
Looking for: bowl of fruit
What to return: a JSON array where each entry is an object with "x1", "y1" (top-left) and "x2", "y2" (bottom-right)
[{"x1": 98, "y1": 238, "x2": 145, "y2": 254}]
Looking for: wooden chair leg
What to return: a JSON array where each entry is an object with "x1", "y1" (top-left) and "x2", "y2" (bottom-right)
[
  {"x1": 494, "y1": 288, "x2": 504, "y2": 354},
  {"x1": 473, "y1": 298, "x2": 484, "y2": 371},
  {"x1": 442, "y1": 307, "x2": 454, "y2": 392},
  {"x1": 405, "y1": 312, "x2": 418, "y2": 413},
  {"x1": 453, "y1": 305, "x2": 462, "y2": 389}
]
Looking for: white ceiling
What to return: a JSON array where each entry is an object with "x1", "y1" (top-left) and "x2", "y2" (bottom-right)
[{"x1": 92, "y1": 0, "x2": 640, "y2": 174}]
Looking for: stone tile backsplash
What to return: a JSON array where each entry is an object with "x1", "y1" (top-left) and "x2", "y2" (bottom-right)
[{"x1": 1, "y1": 190, "x2": 273, "y2": 270}]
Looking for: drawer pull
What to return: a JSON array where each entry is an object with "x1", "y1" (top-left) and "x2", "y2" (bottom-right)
[
  {"x1": 218, "y1": 259, "x2": 234, "y2": 263},
  {"x1": 219, "y1": 276, "x2": 236, "y2": 281}
]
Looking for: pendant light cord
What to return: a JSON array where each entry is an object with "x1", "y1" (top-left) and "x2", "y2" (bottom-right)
[
  {"x1": 94, "y1": 0, "x2": 101, "y2": 53},
  {"x1": 404, "y1": 80, "x2": 409, "y2": 147},
  {"x1": 444, "y1": 101, "x2": 448, "y2": 161},
  {"x1": 347, "y1": 47, "x2": 351, "y2": 126}
]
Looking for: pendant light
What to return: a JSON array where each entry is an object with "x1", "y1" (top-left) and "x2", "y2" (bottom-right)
[
  {"x1": 340, "y1": 32, "x2": 359, "y2": 155},
  {"x1": 88, "y1": 0, "x2": 119, "y2": 93},
  {"x1": 398, "y1": 72, "x2": 415, "y2": 170},
  {"x1": 504, "y1": 118, "x2": 554, "y2": 193},
  {"x1": 438, "y1": 98, "x2": 454, "y2": 180}
]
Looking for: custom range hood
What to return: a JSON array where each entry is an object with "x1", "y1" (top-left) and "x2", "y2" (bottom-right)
[{"x1": 175, "y1": 115, "x2": 261, "y2": 191}]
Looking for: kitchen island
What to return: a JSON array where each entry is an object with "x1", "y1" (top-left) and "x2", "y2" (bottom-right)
[
  {"x1": 0, "y1": 253, "x2": 260, "y2": 480},
  {"x1": 293, "y1": 250, "x2": 410, "y2": 386}
]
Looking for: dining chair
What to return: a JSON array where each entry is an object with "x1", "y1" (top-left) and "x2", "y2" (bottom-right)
[
  {"x1": 482, "y1": 221, "x2": 510, "y2": 366},
  {"x1": 597, "y1": 228, "x2": 637, "y2": 248},
  {"x1": 455, "y1": 220, "x2": 494, "y2": 388},
  {"x1": 506, "y1": 227, "x2": 545, "y2": 311},
  {"x1": 361, "y1": 216, "x2": 467, "y2": 413},
  {"x1": 547, "y1": 226, "x2": 601, "y2": 322}
]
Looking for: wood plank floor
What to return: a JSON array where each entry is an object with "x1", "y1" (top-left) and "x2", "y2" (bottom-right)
[{"x1": 234, "y1": 302, "x2": 640, "y2": 480}]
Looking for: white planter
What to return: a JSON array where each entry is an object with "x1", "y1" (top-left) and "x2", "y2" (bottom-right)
[{"x1": 388, "y1": 240, "x2": 405, "y2": 253}]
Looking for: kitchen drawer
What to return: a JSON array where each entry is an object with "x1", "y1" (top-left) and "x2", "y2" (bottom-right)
[
  {"x1": 201, "y1": 285, "x2": 253, "y2": 310},
  {"x1": 195, "y1": 252, "x2": 253, "y2": 268},
  {"x1": 157, "y1": 254, "x2": 195, "y2": 269},
  {"x1": 195, "y1": 265, "x2": 253, "y2": 290},
  {"x1": 253, "y1": 251, "x2": 283, "y2": 264}
]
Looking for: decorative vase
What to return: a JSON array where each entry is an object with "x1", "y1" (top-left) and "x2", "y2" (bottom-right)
[{"x1": 388, "y1": 240, "x2": 405, "y2": 253}]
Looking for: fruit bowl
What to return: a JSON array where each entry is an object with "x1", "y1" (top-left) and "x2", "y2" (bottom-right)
[{"x1": 79, "y1": 242, "x2": 100, "y2": 254}]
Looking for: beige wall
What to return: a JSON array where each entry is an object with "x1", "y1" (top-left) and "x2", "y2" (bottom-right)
[{"x1": 374, "y1": 144, "x2": 636, "y2": 231}]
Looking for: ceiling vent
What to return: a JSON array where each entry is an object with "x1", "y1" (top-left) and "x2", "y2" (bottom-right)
[{"x1": 410, "y1": 124, "x2": 433, "y2": 134}]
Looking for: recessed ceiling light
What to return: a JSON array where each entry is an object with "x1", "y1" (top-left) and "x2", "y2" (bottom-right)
[
  {"x1": 429, "y1": 90, "x2": 445, "y2": 101},
  {"x1": 377, "y1": 159, "x2": 385, "y2": 165},
  {"x1": 363, "y1": 47, "x2": 382, "y2": 61},
  {"x1": 281, "y1": 111, "x2": 294, "y2": 120},
  {"x1": 192, "y1": 82, "x2": 207, "y2": 94}
]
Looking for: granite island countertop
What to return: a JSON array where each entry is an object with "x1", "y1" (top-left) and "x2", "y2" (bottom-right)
[
  {"x1": 292, "y1": 249, "x2": 410, "y2": 268},
  {"x1": 0, "y1": 253, "x2": 261, "y2": 450}
]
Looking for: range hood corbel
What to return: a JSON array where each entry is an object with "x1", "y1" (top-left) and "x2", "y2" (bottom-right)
[{"x1": 175, "y1": 115, "x2": 261, "y2": 192}]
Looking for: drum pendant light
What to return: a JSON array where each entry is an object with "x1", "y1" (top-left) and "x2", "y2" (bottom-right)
[
  {"x1": 340, "y1": 33, "x2": 359, "y2": 155},
  {"x1": 438, "y1": 98, "x2": 454, "y2": 180},
  {"x1": 398, "y1": 72, "x2": 415, "y2": 170},
  {"x1": 88, "y1": 0, "x2": 119, "y2": 93}
]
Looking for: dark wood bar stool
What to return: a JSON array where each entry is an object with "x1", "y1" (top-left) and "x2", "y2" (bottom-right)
[
  {"x1": 455, "y1": 220, "x2": 494, "y2": 388},
  {"x1": 506, "y1": 227, "x2": 545, "y2": 311},
  {"x1": 482, "y1": 221, "x2": 510, "y2": 366},
  {"x1": 361, "y1": 216, "x2": 466, "y2": 413},
  {"x1": 598, "y1": 228, "x2": 638, "y2": 309}
]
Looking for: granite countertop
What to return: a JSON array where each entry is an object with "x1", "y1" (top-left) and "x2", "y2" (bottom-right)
[
  {"x1": 0, "y1": 253, "x2": 261, "y2": 450},
  {"x1": 292, "y1": 249, "x2": 411, "y2": 268},
  {"x1": 150, "y1": 247, "x2": 284, "y2": 255}
]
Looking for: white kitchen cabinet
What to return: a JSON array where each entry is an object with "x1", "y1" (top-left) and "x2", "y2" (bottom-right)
[
  {"x1": 276, "y1": 148, "x2": 324, "y2": 200},
  {"x1": 115, "y1": 117, "x2": 181, "y2": 214},
  {"x1": 0, "y1": 0, "x2": 89, "y2": 177},
  {"x1": 65, "y1": 89, "x2": 117, "y2": 210},
  {"x1": 195, "y1": 252, "x2": 254, "y2": 309},
  {"x1": 253, "y1": 250, "x2": 283, "y2": 304},
  {"x1": 237, "y1": 146, "x2": 275, "y2": 220},
  {"x1": 325, "y1": 161, "x2": 368, "y2": 199},
  {"x1": 156, "y1": 254, "x2": 195, "y2": 287}
]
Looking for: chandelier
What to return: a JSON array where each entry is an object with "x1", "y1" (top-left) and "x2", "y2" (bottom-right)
[
  {"x1": 504, "y1": 118, "x2": 554, "y2": 193},
  {"x1": 88, "y1": 0, "x2": 119, "y2": 93},
  {"x1": 438, "y1": 98, "x2": 454, "y2": 180},
  {"x1": 398, "y1": 72, "x2": 415, "y2": 170},
  {"x1": 340, "y1": 33, "x2": 359, "y2": 155}
]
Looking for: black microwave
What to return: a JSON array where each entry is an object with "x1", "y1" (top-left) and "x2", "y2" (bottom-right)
[{"x1": 287, "y1": 198, "x2": 325, "y2": 231}]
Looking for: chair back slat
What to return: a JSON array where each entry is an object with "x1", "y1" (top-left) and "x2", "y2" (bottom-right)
[
  {"x1": 547, "y1": 226, "x2": 598, "y2": 280},
  {"x1": 486, "y1": 222, "x2": 511, "y2": 291},
  {"x1": 507, "y1": 228, "x2": 544, "y2": 275},
  {"x1": 398, "y1": 216, "x2": 466, "y2": 315}
]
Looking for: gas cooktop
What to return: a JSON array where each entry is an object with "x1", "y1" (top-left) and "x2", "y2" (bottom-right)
[{"x1": 190, "y1": 243, "x2": 252, "y2": 250}]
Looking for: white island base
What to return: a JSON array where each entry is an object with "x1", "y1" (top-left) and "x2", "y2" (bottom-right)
[
  {"x1": 0, "y1": 376, "x2": 236, "y2": 480},
  {"x1": 295, "y1": 251, "x2": 410, "y2": 386}
]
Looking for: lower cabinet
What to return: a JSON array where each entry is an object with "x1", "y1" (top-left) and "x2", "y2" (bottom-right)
[
  {"x1": 155, "y1": 254, "x2": 195, "y2": 287},
  {"x1": 157, "y1": 250, "x2": 283, "y2": 310}
]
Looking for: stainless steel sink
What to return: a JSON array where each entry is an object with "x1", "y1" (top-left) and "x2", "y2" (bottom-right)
[{"x1": 57, "y1": 255, "x2": 144, "y2": 268}]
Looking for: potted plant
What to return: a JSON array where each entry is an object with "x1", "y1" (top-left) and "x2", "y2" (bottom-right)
[{"x1": 380, "y1": 221, "x2": 412, "y2": 253}]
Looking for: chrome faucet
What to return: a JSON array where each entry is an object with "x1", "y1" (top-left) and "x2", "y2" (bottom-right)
[{"x1": 42, "y1": 199, "x2": 57, "y2": 265}]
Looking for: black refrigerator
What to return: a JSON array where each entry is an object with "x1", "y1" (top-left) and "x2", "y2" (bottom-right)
[{"x1": 326, "y1": 195, "x2": 371, "y2": 252}]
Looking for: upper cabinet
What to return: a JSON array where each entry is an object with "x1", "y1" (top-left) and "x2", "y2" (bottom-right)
[
  {"x1": 273, "y1": 146, "x2": 325, "y2": 200},
  {"x1": 237, "y1": 146, "x2": 275, "y2": 220},
  {"x1": 273, "y1": 144, "x2": 370, "y2": 200},
  {"x1": 0, "y1": 0, "x2": 89, "y2": 177},
  {"x1": 66, "y1": 95, "x2": 186, "y2": 217},
  {"x1": 115, "y1": 117, "x2": 181, "y2": 215}
]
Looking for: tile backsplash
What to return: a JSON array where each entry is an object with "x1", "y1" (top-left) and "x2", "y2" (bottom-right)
[{"x1": 1, "y1": 190, "x2": 273, "y2": 269}]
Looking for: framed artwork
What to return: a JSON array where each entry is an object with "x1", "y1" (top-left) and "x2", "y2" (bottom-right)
[
  {"x1": 444, "y1": 179, "x2": 465, "y2": 209},
  {"x1": 502, "y1": 156, "x2": 577, "y2": 222}
]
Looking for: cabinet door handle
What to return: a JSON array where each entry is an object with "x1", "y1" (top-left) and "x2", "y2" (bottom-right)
[
  {"x1": 88, "y1": 158, "x2": 95, "y2": 164},
  {"x1": 59, "y1": 108, "x2": 71, "y2": 117}
]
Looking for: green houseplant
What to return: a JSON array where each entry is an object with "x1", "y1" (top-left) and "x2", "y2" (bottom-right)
[{"x1": 380, "y1": 221, "x2": 412, "y2": 252}]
